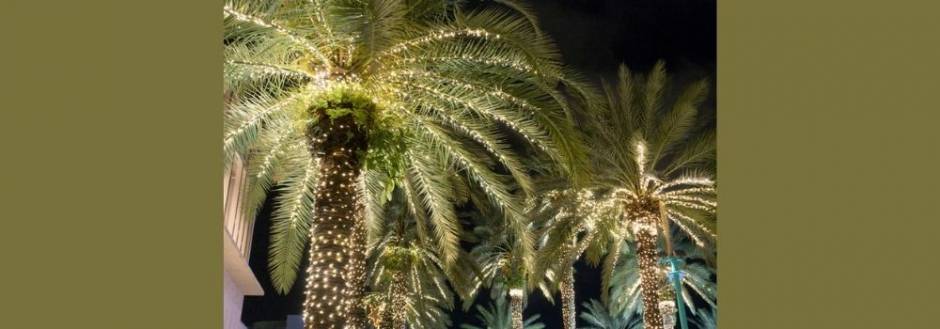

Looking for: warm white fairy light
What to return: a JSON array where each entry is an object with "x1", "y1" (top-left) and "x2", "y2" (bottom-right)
[
  {"x1": 669, "y1": 210, "x2": 717, "y2": 239},
  {"x1": 223, "y1": 5, "x2": 330, "y2": 66},
  {"x1": 394, "y1": 55, "x2": 538, "y2": 75},
  {"x1": 226, "y1": 60, "x2": 313, "y2": 80},
  {"x1": 224, "y1": 93, "x2": 304, "y2": 152},
  {"x1": 383, "y1": 28, "x2": 503, "y2": 57},
  {"x1": 406, "y1": 81, "x2": 550, "y2": 152}
]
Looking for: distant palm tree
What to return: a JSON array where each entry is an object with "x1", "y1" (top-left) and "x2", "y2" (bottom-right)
[
  {"x1": 363, "y1": 193, "x2": 477, "y2": 329},
  {"x1": 460, "y1": 290, "x2": 546, "y2": 329},
  {"x1": 579, "y1": 299, "x2": 643, "y2": 329},
  {"x1": 465, "y1": 199, "x2": 549, "y2": 329},
  {"x1": 542, "y1": 61, "x2": 717, "y2": 329},
  {"x1": 222, "y1": 1, "x2": 591, "y2": 327},
  {"x1": 529, "y1": 182, "x2": 610, "y2": 329}
]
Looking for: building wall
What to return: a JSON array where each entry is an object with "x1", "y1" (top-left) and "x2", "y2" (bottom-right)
[
  {"x1": 224, "y1": 271, "x2": 248, "y2": 329},
  {"x1": 224, "y1": 156, "x2": 264, "y2": 329}
]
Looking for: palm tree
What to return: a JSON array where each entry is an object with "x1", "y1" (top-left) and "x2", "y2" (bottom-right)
[
  {"x1": 528, "y1": 183, "x2": 611, "y2": 329},
  {"x1": 465, "y1": 200, "x2": 547, "y2": 329},
  {"x1": 363, "y1": 190, "x2": 477, "y2": 329},
  {"x1": 223, "y1": 1, "x2": 590, "y2": 327},
  {"x1": 579, "y1": 299, "x2": 643, "y2": 329},
  {"x1": 581, "y1": 61, "x2": 717, "y2": 329},
  {"x1": 459, "y1": 289, "x2": 546, "y2": 329}
]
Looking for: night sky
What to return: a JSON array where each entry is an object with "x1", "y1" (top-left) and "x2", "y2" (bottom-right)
[{"x1": 241, "y1": 0, "x2": 716, "y2": 327}]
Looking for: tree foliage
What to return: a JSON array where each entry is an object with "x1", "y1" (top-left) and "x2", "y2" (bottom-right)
[{"x1": 223, "y1": 0, "x2": 591, "y2": 294}]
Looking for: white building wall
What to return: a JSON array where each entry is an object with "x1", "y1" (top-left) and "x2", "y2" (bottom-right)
[
  {"x1": 224, "y1": 271, "x2": 248, "y2": 329},
  {"x1": 223, "y1": 156, "x2": 263, "y2": 329}
]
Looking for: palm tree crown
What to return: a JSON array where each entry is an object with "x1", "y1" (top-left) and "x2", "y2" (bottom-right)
[
  {"x1": 533, "y1": 61, "x2": 717, "y2": 329},
  {"x1": 587, "y1": 61, "x2": 717, "y2": 329}
]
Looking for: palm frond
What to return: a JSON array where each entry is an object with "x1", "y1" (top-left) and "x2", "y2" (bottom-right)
[{"x1": 268, "y1": 157, "x2": 318, "y2": 294}]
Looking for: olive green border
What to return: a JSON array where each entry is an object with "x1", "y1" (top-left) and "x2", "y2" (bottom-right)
[
  {"x1": 3, "y1": 1, "x2": 222, "y2": 328},
  {"x1": 4, "y1": 1, "x2": 940, "y2": 328},
  {"x1": 718, "y1": 1, "x2": 940, "y2": 328}
]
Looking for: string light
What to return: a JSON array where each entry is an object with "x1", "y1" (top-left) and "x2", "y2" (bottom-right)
[
  {"x1": 223, "y1": 5, "x2": 330, "y2": 66},
  {"x1": 383, "y1": 28, "x2": 503, "y2": 57}
]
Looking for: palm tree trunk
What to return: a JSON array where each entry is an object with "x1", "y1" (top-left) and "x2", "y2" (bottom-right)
[
  {"x1": 303, "y1": 111, "x2": 369, "y2": 329},
  {"x1": 510, "y1": 291, "x2": 524, "y2": 329},
  {"x1": 635, "y1": 223, "x2": 665, "y2": 329},
  {"x1": 560, "y1": 269, "x2": 576, "y2": 329},
  {"x1": 382, "y1": 272, "x2": 408, "y2": 329}
]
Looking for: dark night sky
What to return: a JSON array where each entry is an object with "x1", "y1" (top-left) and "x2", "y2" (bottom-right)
[{"x1": 241, "y1": 0, "x2": 716, "y2": 327}]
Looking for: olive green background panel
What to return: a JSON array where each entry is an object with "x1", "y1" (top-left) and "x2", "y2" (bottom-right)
[
  {"x1": 719, "y1": 1, "x2": 940, "y2": 328},
  {"x1": 3, "y1": 0, "x2": 940, "y2": 328},
  {"x1": 2, "y1": 1, "x2": 222, "y2": 328}
]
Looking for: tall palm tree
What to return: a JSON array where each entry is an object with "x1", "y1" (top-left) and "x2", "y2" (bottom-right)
[
  {"x1": 223, "y1": 1, "x2": 590, "y2": 327},
  {"x1": 581, "y1": 61, "x2": 717, "y2": 329},
  {"x1": 459, "y1": 289, "x2": 546, "y2": 329}
]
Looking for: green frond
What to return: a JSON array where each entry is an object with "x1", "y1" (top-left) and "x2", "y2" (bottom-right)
[
  {"x1": 401, "y1": 174, "x2": 432, "y2": 246},
  {"x1": 268, "y1": 157, "x2": 318, "y2": 294},
  {"x1": 241, "y1": 126, "x2": 306, "y2": 222},
  {"x1": 361, "y1": 169, "x2": 392, "y2": 246},
  {"x1": 223, "y1": 1, "x2": 331, "y2": 66},
  {"x1": 650, "y1": 78, "x2": 708, "y2": 165},
  {"x1": 415, "y1": 103, "x2": 535, "y2": 195},
  {"x1": 641, "y1": 60, "x2": 668, "y2": 134},
  {"x1": 407, "y1": 150, "x2": 462, "y2": 267},
  {"x1": 223, "y1": 35, "x2": 309, "y2": 93},
  {"x1": 600, "y1": 233, "x2": 625, "y2": 303},
  {"x1": 579, "y1": 298, "x2": 644, "y2": 329},
  {"x1": 492, "y1": 0, "x2": 542, "y2": 33},
  {"x1": 663, "y1": 131, "x2": 716, "y2": 176},
  {"x1": 223, "y1": 89, "x2": 306, "y2": 166}
]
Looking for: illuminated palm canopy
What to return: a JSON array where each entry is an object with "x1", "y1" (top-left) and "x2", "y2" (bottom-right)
[
  {"x1": 590, "y1": 61, "x2": 716, "y2": 329},
  {"x1": 588, "y1": 61, "x2": 717, "y2": 247}
]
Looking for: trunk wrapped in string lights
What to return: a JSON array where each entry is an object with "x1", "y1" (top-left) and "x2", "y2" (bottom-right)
[
  {"x1": 303, "y1": 91, "x2": 374, "y2": 328},
  {"x1": 559, "y1": 270, "x2": 576, "y2": 329},
  {"x1": 626, "y1": 198, "x2": 666, "y2": 329},
  {"x1": 509, "y1": 287, "x2": 525, "y2": 329}
]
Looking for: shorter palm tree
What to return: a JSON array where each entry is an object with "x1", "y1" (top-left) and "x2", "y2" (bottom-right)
[
  {"x1": 460, "y1": 289, "x2": 546, "y2": 329},
  {"x1": 465, "y1": 201, "x2": 543, "y2": 329},
  {"x1": 529, "y1": 183, "x2": 613, "y2": 329},
  {"x1": 363, "y1": 191, "x2": 477, "y2": 329}
]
